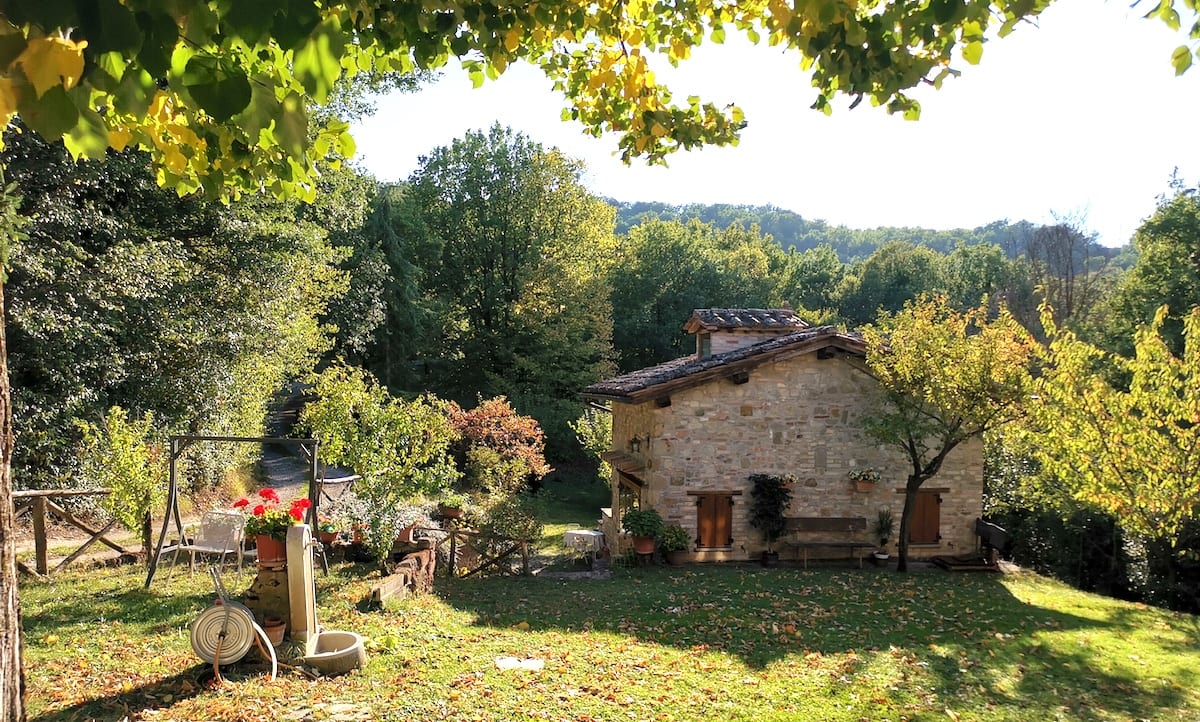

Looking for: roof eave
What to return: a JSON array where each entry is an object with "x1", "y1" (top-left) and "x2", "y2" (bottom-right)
[{"x1": 585, "y1": 331, "x2": 866, "y2": 405}]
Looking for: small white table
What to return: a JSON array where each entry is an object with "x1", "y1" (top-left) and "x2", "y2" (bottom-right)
[{"x1": 564, "y1": 529, "x2": 605, "y2": 552}]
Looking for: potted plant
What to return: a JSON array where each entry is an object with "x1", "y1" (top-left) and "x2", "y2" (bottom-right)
[
  {"x1": 621, "y1": 507, "x2": 663, "y2": 555},
  {"x1": 873, "y1": 507, "x2": 895, "y2": 564},
  {"x1": 658, "y1": 524, "x2": 691, "y2": 565},
  {"x1": 317, "y1": 518, "x2": 339, "y2": 545},
  {"x1": 233, "y1": 488, "x2": 310, "y2": 566},
  {"x1": 393, "y1": 503, "x2": 430, "y2": 544},
  {"x1": 848, "y1": 467, "x2": 880, "y2": 492},
  {"x1": 437, "y1": 491, "x2": 468, "y2": 519},
  {"x1": 749, "y1": 473, "x2": 794, "y2": 566}
]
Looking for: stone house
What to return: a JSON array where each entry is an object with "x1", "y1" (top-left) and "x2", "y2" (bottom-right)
[{"x1": 581, "y1": 308, "x2": 983, "y2": 563}]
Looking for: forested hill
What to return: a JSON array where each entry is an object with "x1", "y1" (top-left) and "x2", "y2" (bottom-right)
[{"x1": 609, "y1": 201, "x2": 1129, "y2": 262}]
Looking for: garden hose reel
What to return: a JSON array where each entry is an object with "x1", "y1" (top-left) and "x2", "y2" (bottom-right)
[{"x1": 189, "y1": 600, "x2": 257, "y2": 664}]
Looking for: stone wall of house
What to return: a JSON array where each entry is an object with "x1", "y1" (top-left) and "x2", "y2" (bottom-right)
[
  {"x1": 610, "y1": 351, "x2": 983, "y2": 561},
  {"x1": 707, "y1": 329, "x2": 794, "y2": 356}
]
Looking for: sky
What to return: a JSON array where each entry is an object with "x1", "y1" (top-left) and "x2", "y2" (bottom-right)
[{"x1": 350, "y1": 0, "x2": 1200, "y2": 248}]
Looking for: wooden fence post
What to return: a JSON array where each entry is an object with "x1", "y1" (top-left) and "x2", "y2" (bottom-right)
[{"x1": 32, "y1": 496, "x2": 47, "y2": 576}]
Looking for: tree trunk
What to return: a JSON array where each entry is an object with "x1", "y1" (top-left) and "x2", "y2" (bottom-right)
[
  {"x1": 895, "y1": 476, "x2": 922, "y2": 573},
  {"x1": 0, "y1": 280, "x2": 26, "y2": 721},
  {"x1": 141, "y1": 510, "x2": 153, "y2": 567}
]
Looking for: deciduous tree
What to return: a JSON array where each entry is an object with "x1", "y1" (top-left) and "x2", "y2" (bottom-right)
[
  {"x1": 403, "y1": 125, "x2": 617, "y2": 440},
  {"x1": 1113, "y1": 180, "x2": 1200, "y2": 357},
  {"x1": 298, "y1": 363, "x2": 458, "y2": 563},
  {"x1": 839, "y1": 242, "x2": 946, "y2": 327},
  {"x1": 1029, "y1": 305, "x2": 1200, "y2": 544},
  {"x1": 862, "y1": 295, "x2": 1036, "y2": 571}
]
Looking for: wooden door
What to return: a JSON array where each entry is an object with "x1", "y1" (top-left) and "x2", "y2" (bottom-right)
[
  {"x1": 696, "y1": 494, "x2": 733, "y2": 549},
  {"x1": 909, "y1": 491, "x2": 941, "y2": 544}
]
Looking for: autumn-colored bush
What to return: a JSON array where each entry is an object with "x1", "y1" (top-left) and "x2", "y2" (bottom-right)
[{"x1": 447, "y1": 397, "x2": 550, "y2": 493}]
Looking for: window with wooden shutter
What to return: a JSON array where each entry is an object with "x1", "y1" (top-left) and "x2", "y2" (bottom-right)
[
  {"x1": 909, "y1": 491, "x2": 941, "y2": 545},
  {"x1": 696, "y1": 493, "x2": 734, "y2": 549}
]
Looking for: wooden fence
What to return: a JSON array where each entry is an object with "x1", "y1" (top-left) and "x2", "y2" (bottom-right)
[
  {"x1": 12, "y1": 488, "x2": 139, "y2": 577},
  {"x1": 420, "y1": 527, "x2": 531, "y2": 578}
]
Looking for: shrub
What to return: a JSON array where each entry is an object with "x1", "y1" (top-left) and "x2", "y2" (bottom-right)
[
  {"x1": 621, "y1": 508, "x2": 664, "y2": 538},
  {"x1": 76, "y1": 406, "x2": 166, "y2": 559},
  {"x1": 749, "y1": 473, "x2": 794, "y2": 552},
  {"x1": 658, "y1": 524, "x2": 691, "y2": 552}
]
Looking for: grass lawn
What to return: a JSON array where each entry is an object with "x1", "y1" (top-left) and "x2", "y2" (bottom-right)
[{"x1": 17, "y1": 476, "x2": 1200, "y2": 721}]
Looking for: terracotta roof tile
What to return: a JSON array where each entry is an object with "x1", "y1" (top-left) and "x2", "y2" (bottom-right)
[
  {"x1": 684, "y1": 308, "x2": 808, "y2": 333},
  {"x1": 583, "y1": 326, "x2": 864, "y2": 403}
]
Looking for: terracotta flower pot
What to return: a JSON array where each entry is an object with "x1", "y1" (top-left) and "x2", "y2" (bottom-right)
[
  {"x1": 319, "y1": 530, "x2": 338, "y2": 545},
  {"x1": 665, "y1": 550, "x2": 688, "y2": 565},
  {"x1": 632, "y1": 535, "x2": 656, "y2": 555},
  {"x1": 395, "y1": 523, "x2": 416, "y2": 544},
  {"x1": 262, "y1": 616, "x2": 286, "y2": 646},
  {"x1": 438, "y1": 504, "x2": 463, "y2": 519},
  {"x1": 853, "y1": 480, "x2": 877, "y2": 493},
  {"x1": 255, "y1": 534, "x2": 287, "y2": 566}
]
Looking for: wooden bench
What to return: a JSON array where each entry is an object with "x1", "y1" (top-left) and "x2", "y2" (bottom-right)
[{"x1": 783, "y1": 517, "x2": 875, "y2": 568}]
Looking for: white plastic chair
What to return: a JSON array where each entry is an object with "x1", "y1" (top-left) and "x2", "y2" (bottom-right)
[{"x1": 171, "y1": 510, "x2": 246, "y2": 576}]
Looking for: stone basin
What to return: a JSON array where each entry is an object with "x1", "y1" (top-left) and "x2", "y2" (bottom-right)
[{"x1": 303, "y1": 630, "x2": 366, "y2": 676}]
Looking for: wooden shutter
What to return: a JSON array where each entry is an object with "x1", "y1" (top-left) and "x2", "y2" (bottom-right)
[
  {"x1": 696, "y1": 494, "x2": 733, "y2": 548},
  {"x1": 909, "y1": 491, "x2": 941, "y2": 544}
]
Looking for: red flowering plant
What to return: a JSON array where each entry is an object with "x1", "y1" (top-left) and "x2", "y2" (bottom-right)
[{"x1": 233, "y1": 488, "x2": 311, "y2": 540}]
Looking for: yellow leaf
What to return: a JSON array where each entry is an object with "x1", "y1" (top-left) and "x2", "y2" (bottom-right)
[
  {"x1": 0, "y1": 77, "x2": 19, "y2": 124},
  {"x1": 108, "y1": 127, "x2": 133, "y2": 151},
  {"x1": 17, "y1": 36, "x2": 87, "y2": 97},
  {"x1": 504, "y1": 28, "x2": 520, "y2": 52}
]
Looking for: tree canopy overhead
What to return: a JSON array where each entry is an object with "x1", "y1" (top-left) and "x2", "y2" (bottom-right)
[{"x1": 20, "y1": 0, "x2": 1200, "y2": 202}]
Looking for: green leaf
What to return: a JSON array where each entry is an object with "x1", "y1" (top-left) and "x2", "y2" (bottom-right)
[
  {"x1": 235, "y1": 71, "x2": 280, "y2": 143},
  {"x1": 0, "y1": 33, "x2": 27, "y2": 69},
  {"x1": 81, "y1": 0, "x2": 142, "y2": 56},
  {"x1": 1171, "y1": 45, "x2": 1193, "y2": 75},
  {"x1": 91, "y1": 51, "x2": 128, "y2": 91},
  {"x1": 272, "y1": 0, "x2": 321, "y2": 50},
  {"x1": 20, "y1": 84, "x2": 78, "y2": 139},
  {"x1": 2, "y1": 0, "x2": 77, "y2": 30},
  {"x1": 962, "y1": 40, "x2": 983, "y2": 65},
  {"x1": 224, "y1": 0, "x2": 280, "y2": 45},
  {"x1": 468, "y1": 62, "x2": 485, "y2": 88},
  {"x1": 293, "y1": 17, "x2": 346, "y2": 103},
  {"x1": 275, "y1": 91, "x2": 308, "y2": 157},
  {"x1": 184, "y1": 54, "x2": 252, "y2": 122},
  {"x1": 712, "y1": 25, "x2": 726, "y2": 44},
  {"x1": 930, "y1": 0, "x2": 962, "y2": 24},
  {"x1": 136, "y1": 11, "x2": 179, "y2": 78},
  {"x1": 111, "y1": 66, "x2": 156, "y2": 115},
  {"x1": 63, "y1": 103, "x2": 109, "y2": 160}
]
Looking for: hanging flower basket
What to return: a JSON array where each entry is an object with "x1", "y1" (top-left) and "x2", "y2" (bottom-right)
[{"x1": 848, "y1": 468, "x2": 881, "y2": 493}]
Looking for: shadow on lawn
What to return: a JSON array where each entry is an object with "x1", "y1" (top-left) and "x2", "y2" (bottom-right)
[
  {"x1": 29, "y1": 668, "x2": 213, "y2": 722},
  {"x1": 22, "y1": 583, "x2": 214, "y2": 639},
  {"x1": 440, "y1": 564, "x2": 1195, "y2": 720}
]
